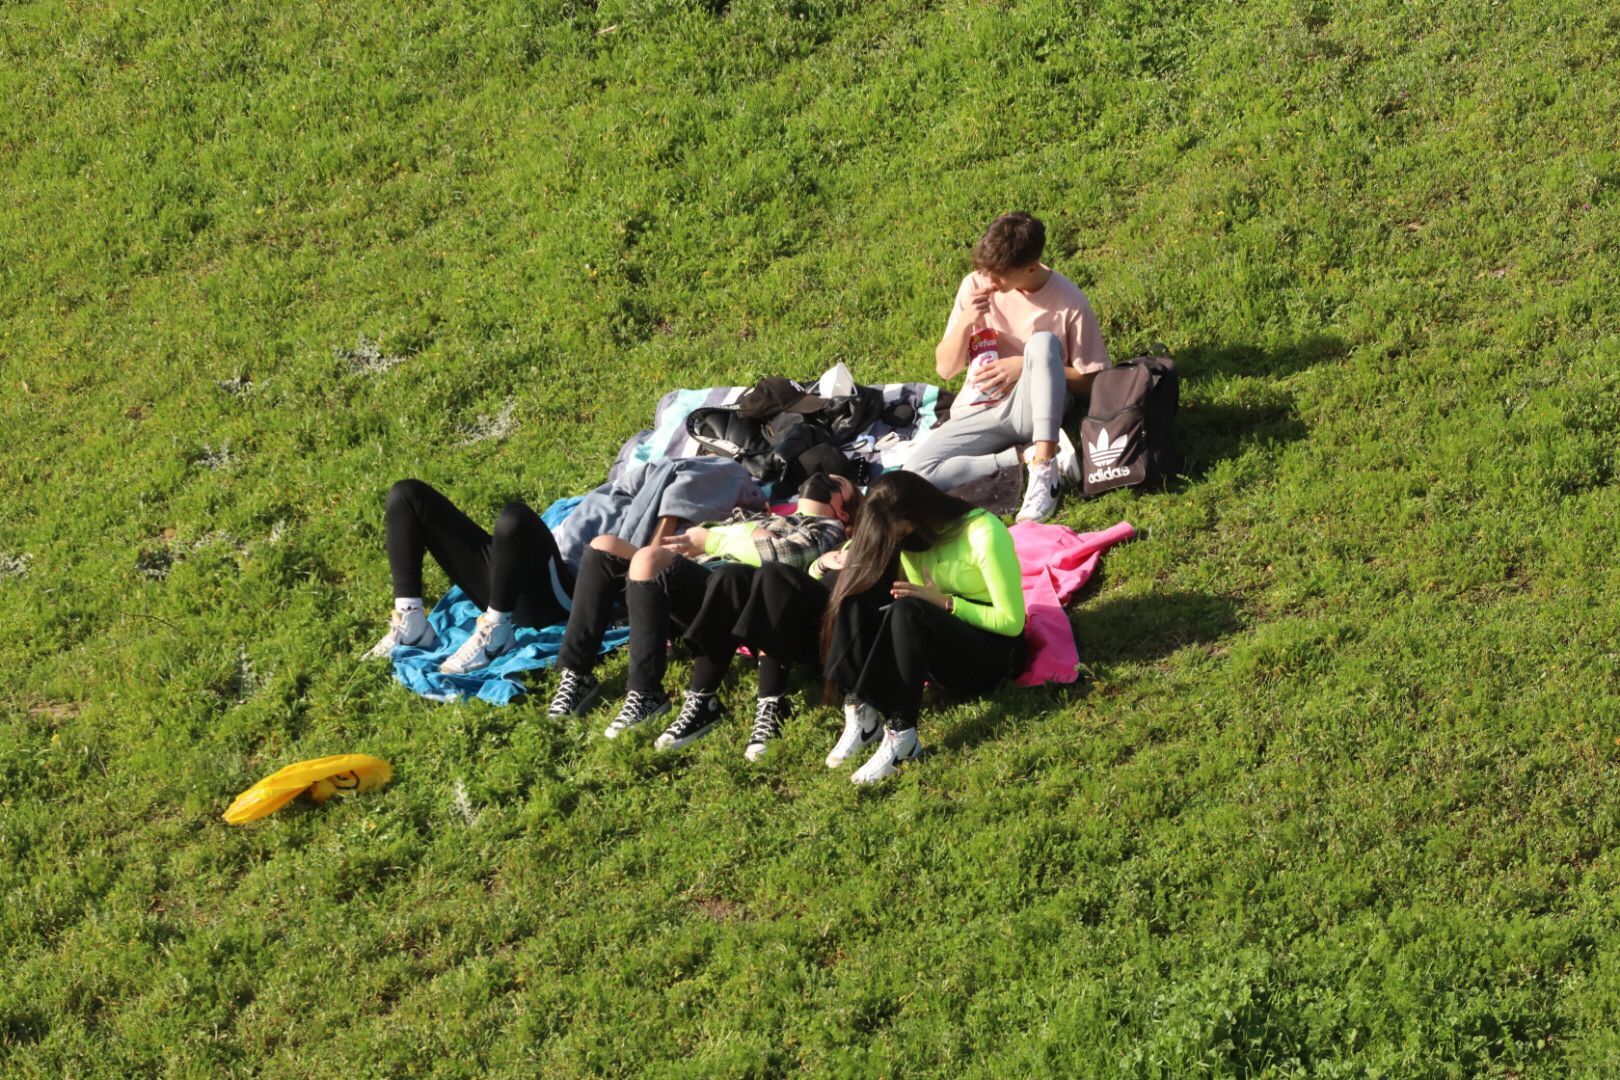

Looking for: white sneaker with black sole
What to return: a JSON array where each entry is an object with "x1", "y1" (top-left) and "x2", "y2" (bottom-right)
[
  {"x1": 439, "y1": 614, "x2": 516, "y2": 675},
  {"x1": 604, "y1": 689, "x2": 671, "y2": 739},
  {"x1": 851, "y1": 725, "x2": 921, "y2": 784},
  {"x1": 1016, "y1": 457, "x2": 1061, "y2": 523},
  {"x1": 826, "y1": 696, "x2": 881, "y2": 768},
  {"x1": 654, "y1": 691, "x2": 728, "y2": 752},
  {"x1": 547, "y1": 667, "x2": 602, "y2": 718},
  {"x1": 744, "y1": 695, "x2": 792, "y2": 762},
  {"x1": 365, "y1": 606, "x2": 439, "y2": 659}
]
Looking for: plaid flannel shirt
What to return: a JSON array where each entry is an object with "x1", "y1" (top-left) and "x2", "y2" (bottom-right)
[{"x1": 699, "y1": 509, "x2": 848, "y2": 571}]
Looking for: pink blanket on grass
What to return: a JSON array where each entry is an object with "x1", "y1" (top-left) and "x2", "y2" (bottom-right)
[{"x1": 1009, "y1": 520, "x2": 1136, "y2": 686}]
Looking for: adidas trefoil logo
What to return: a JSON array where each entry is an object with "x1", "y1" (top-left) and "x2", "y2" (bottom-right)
[
  {"x1": 1086, "y1": 426, "x2": 1133, "y2": 485},
  {"x1": 1087, "y1": 428, "x2": 1128, "y2": 467}
]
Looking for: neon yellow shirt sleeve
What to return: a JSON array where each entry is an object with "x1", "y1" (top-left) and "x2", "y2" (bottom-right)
[
  {"x1": 901, "y1": 513, "x2": 1025, "y2": 636},
  {"x1": 702, "y1": 522, "x2": 764, "y2": 567},
  {"x1": 949, "y1": 514, "x2": 1025, "y2": 636}
]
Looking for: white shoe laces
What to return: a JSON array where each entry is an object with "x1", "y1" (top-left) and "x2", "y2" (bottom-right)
[
  {"x1": 668, "y1": 692, "x2": 715, "y2": 737},
  {"x1": 749, "y1": 697, "x2": 787, "y2": 745},
  {"x1": 616, "y1": 690, "x2": 662, "y2": 724},
  {"x1": 549, "y1": 668, "x2": 589, "y2": 713}
]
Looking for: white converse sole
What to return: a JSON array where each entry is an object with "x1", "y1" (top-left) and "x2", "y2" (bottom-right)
[
  {"x1": 654, "y1": 717, "x2": 722, "y2": 752},
  {"x1": 604, "y1": 697, "x2": 670, "y2": 739}
]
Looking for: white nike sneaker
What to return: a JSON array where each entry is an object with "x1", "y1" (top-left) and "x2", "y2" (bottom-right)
[
  {"x1": 1016, "y1": 458, "x2": 1061, "y2": 523},
  {"x1": 825, "y1": 696, "x2": 881, "y2": 768},
  {"x1": 438, "y1": 614, "x2": 515, "y2": 675},
  {"x1": 1054, "y1": 428, "x2": 1079, "y2": 487},
  {"x1": 364, "y1": 606, "x2": 439, "y2": 659},
  {"x1": 851, "y1": 726, "x2": 921, "y2": 785}
]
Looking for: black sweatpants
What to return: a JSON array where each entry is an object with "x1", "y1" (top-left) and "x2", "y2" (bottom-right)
[
  {"x1": 825, "y1": 579, "x2": 1025, "y2": 729},
  {"x1": 385, "y1": 478, "x2": 574, "y2": 628},
  {"x1": 555, "y1": 545, "x2": 714, "y2": 694}
]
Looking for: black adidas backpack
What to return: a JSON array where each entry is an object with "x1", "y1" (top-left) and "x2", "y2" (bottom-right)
[{"x1": 1072, "y1": 348, "x2": 1178, "y2": 497}]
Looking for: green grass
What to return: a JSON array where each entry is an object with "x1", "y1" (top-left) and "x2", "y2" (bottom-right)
[{"x1": 3, "y1": 0, "x2": 1619, "y2": 1073}]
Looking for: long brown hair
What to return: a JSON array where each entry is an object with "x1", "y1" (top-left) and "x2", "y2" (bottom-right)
[{"x1": 819, "y1": 471, "x2": 977, "y2": 659}]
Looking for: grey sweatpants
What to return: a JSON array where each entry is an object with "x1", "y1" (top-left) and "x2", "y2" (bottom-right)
[{"x1": 905, "y1": 331, "x2": 1068, "y2": 490}]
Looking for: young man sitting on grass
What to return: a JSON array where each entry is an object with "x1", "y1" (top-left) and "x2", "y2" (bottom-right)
[{"x1": 904, "y1": 211, "x2": 1110, "y2": 522}]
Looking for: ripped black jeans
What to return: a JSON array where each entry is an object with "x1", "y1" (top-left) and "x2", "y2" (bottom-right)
[{"x1": 556, "y1": 546, "x2": 713, "y2": 694}]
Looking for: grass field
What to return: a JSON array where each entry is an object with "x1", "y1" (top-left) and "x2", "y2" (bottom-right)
[{"x1": 3, "y1": 0, "x2": 1619, "y2": 1074}]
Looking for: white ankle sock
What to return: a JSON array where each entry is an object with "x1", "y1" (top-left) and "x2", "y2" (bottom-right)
[
  {"x1": 483, "y1": 608, "x2": 512, "y2": 626},
  {"x1": 395, "y1": 597, "x2": 424, "y2": 613}
]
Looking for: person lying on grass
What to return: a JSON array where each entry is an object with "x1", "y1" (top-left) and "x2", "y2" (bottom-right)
[
  {"x1": 547, "y1": 471, "x2": 860, "y2": 742},
  {"x1": 819, "y1": 471, "x2": 1027, "y2": 784},
  {"x1": 903, "y1": 210, "x2": 1110, "y2": 524},
  {"x1": 649, "y1": 540, "x2": 848, "y2": 762},
  {"x1": 366, "y1": 478, "x2": 579, "y2": 674}
]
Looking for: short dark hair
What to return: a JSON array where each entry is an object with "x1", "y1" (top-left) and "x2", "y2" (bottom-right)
[{"x1": 972, "y1": 212, "x2": 1046, "y2": 273}]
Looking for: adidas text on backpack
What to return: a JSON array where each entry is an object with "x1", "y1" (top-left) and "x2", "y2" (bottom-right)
[{"x1": 1071, "y1": 346, "x2": 1178, "y2": 497}]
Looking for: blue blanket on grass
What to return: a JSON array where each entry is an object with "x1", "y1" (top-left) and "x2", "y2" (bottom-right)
[{"x1": 390, "y1": 496, "x2": 629, "y2": 705}]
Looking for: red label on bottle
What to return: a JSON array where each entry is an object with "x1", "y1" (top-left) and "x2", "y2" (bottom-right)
[{"x1": 963, "y1": 327, "x2": 1005, "y2": 406}]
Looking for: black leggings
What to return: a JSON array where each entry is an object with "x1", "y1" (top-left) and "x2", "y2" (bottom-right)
[
  {"x1": 682, "y1": 562, "x2": 831, "y2": 697},
  {"x1": 825, "y1": 578, "x2": 1025, "y2": 729},
  {"x1": 385, "y1": 479, "x2": 574, "y2": 628},
  {"x1": 556, "y1": 545, "x2": 714, "y2": 694}
]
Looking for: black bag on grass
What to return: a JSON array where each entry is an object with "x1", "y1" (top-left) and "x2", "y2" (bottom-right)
[
  {"x1": 687, "y1": 405, "x2": 856, "y2": 488},
  {"x1": 687, "y1": 407, "x2": 773, "y2": 478},
  {"x1": 1073, "y1": 348, "x2": 1178, "y2": 497}
]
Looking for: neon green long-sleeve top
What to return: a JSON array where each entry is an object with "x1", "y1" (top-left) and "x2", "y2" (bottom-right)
[{"x1": 898, "y1": 509, "x2": 1026, "y2": 637}]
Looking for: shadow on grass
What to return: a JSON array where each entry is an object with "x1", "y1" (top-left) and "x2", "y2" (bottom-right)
[
  {"x1": 1171, "y1": 335, "x2": 1344, "y2": 480},
  {"x1": 1177, "y1": 392, "x2": 1307, "y2": 479},
  {"x1": 1062, "y1": 335, "x2": 1337, "y2": 484},
  {"x1": 1073, "y1": 590, "x2": 1242, "y2": 665},
  {"x1": 937, "y1": 590, "x2": 1241, "y2": 754},
  {"x1": 1177, "y1": 333, "x2": 1346, "y2": 381}
]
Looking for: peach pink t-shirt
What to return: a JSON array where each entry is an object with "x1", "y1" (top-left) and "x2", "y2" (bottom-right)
[{"x1": 943, "y1": 268, "x2": 1109, "y2": 374}]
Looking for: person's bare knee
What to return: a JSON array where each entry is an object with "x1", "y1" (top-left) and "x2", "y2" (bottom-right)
[
  {"x1": 590, "y1": 534, "x2": 638, "y2": 560},
  {"x1": 629, "y1": 545, "x2": 675, "y2": 582}
]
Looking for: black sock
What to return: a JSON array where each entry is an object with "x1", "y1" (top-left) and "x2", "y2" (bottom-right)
[
  {"x1": 624, "y1": 578, "x2": 671, "y2": 694},
  {"x1": 689, "y1": 655, "x2": 729, "y2": 696},
  {"x1": 758, "y1": 656, "x2": 789, "y2": 699}
]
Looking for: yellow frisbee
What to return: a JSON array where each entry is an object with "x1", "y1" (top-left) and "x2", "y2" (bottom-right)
[{"x1": 223, "y1": 754, "x2": 393, "y2": 825}]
